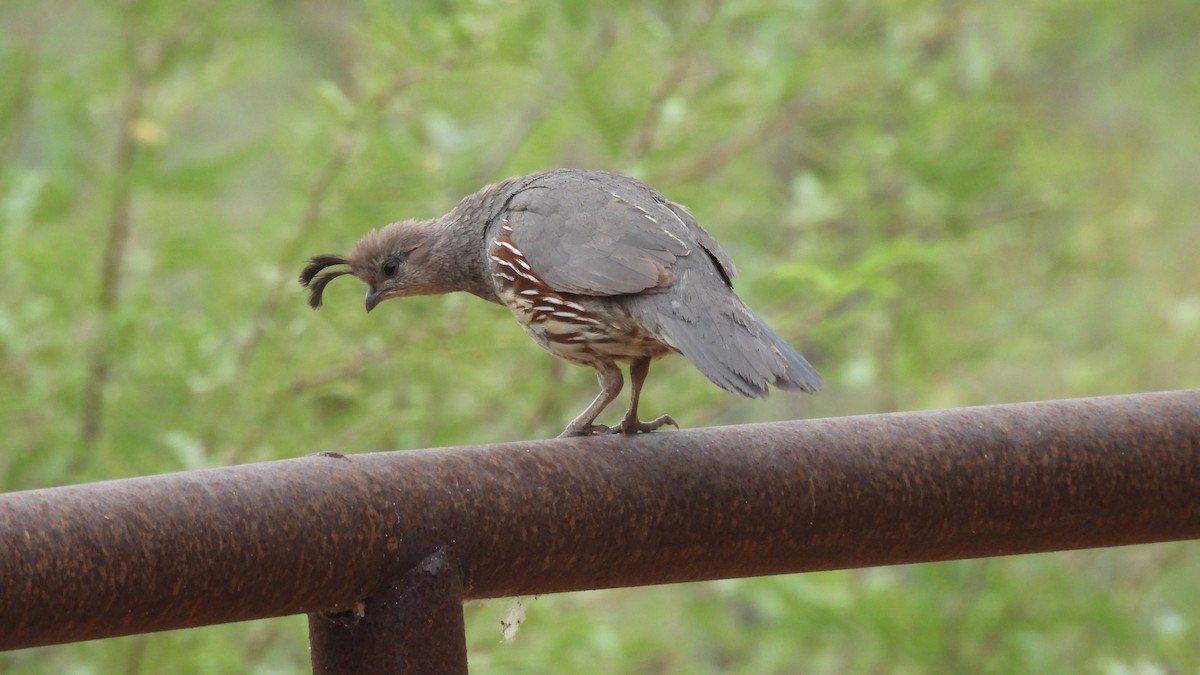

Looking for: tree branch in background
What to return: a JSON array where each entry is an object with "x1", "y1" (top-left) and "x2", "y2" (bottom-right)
[
  {"x1": 469, "y1": 20, "x2": 619, "y2": 185},
  {"x1": 80, "y1": 1, "x2": 218, "y2": 445},
  {"x1": 626, "y1": 0, "x2": 719, "y2": 161},
  {"x1": 285, "y1": 347, "x2": 390, "y2": 397}
]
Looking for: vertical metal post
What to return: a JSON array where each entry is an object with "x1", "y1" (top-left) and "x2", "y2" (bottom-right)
[{"x1": 308, "y1": 549, "x2": 468, "y2": 675}]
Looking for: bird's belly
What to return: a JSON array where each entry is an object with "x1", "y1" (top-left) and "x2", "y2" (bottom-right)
[{"x1": 500, "y1": 291, "x2": 671, "y2": 366}]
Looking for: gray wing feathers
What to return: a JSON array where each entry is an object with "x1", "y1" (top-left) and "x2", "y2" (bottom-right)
[
  {"x1": 663, "y1": 201, "x2": 738, "y2": 283},
  {"x1": 505, "y1": 175, "x2": 693, "y2": 296}
]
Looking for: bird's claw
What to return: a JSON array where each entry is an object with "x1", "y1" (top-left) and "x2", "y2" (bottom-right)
[{"x1": 608, "y1": 415, "x2": 679, "y2": 435}]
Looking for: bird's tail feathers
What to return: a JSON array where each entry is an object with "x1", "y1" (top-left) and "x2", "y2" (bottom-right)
[{"x1": 645, "y1": 294, "x2": 823, "y2": 398}]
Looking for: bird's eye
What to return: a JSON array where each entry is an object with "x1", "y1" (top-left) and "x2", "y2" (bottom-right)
[{"x1": 382, "y1": 258, "x2": 399, "y2": 277}]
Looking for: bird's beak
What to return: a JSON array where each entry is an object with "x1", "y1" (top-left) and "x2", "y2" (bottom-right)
[{"x1": 364, "y1": 288, "x2": 382, "y2": 313}]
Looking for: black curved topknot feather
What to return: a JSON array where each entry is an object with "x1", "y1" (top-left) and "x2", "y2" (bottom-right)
[{"x1": 299, "y1": 255, "x2": 350, "y2": 308}]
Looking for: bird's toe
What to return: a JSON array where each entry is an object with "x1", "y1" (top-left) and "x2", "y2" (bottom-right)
[
  {"x1": 610, "y1": 415, "x2": 679, "y2": 435},
  {"x1": 557, "y1": 424, "x2": 614, "y2": 438}
]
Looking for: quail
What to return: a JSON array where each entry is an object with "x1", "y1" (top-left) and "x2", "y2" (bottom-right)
[{"x1": 300, "y1": 169, "x2": 823, "y2": 438}]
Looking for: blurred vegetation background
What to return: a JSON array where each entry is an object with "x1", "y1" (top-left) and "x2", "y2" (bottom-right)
[{"x1": 1, "y1": 0, "x2": 1198, "y2": 672}]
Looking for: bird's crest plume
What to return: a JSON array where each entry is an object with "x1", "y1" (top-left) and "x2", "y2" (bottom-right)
[{"x1": 299, "y1": 255, "x2": 352, "y2": 308}]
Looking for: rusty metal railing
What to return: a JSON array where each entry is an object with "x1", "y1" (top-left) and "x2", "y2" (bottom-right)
[{"x1": 2, "y1": 390, "x2": 1198, "y2": 673}]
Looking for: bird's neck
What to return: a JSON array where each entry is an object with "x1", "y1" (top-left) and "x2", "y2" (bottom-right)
[
  {"x1": 423, "y1": 213, "x2": 501, "y2": 305},
  {"x1": 424, "y1": 178, "x2": 529, "y2": 305}
]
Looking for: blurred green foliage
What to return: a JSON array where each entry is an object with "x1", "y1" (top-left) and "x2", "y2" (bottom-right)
[{"x1": 1, "y1": 0, "x2": 1198, "y2": 672}]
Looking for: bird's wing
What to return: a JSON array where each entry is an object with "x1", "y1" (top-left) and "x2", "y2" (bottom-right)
[{"x1": 503, "y1": 175, "x2": 734, "y2": 297}]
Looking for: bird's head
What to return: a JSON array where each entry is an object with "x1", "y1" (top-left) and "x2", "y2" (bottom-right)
[{"x1": 299, "y1": 219, "x2": 447, "y2": 312}]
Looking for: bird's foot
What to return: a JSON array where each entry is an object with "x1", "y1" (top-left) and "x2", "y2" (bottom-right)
[
  {"x1": 557, "y1": 424, "x2": 614, "y2": 438},
  {"x1": 557, "y1": 416, "x2": 678, "y2": 438},
  {"x1": 608, "y1": 415, "x2": 679, "y2": 435}
]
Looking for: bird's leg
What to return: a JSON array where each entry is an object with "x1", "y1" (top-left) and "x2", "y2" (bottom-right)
[
  {"x1": 558, "y1": 362, "x2": 624, "y2": 438},
  {"x1": 610, "y1": 357, "x2": 678, "y2": 435}
]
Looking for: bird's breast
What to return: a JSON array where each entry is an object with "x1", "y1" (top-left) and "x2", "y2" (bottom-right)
[{"x1": 488, "y1": 220, "x2": 672, "y2": 366}]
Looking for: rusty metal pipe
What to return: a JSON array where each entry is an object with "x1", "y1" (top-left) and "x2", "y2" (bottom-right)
[{"x1": 1, "y1": 390, "x2": 1198, "y2": 651}]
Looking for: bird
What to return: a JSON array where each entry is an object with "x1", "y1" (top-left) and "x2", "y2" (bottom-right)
[{"x1": 299, "y1": 169, "x2": 822, "y2": 438}]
